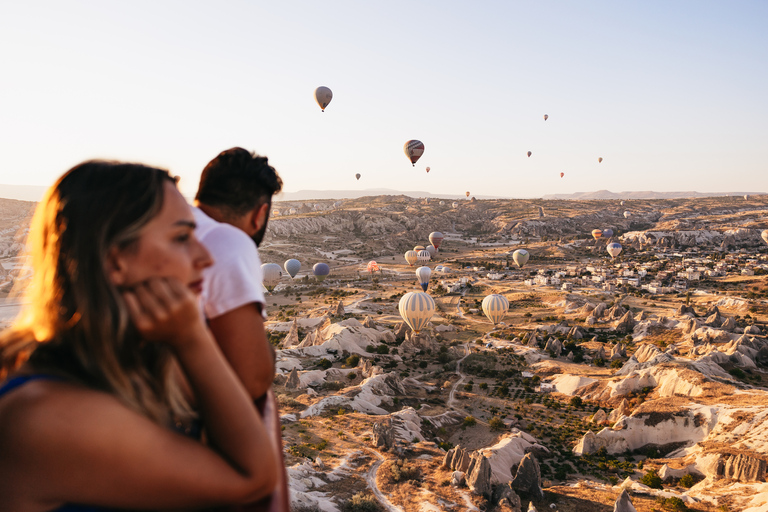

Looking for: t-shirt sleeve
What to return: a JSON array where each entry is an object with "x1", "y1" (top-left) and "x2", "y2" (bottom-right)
[{"x1": 200, "y1": 225, "x2": 267, "y2": 320}]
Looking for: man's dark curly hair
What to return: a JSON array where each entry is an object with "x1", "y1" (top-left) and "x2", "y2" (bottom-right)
[{"x1": 195, "y1": 147, "x2": 283, "y2": 217}]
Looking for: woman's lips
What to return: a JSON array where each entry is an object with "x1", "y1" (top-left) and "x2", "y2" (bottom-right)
[{"x1": 189, "y1": 279, "x2": 204, "y2": 294}]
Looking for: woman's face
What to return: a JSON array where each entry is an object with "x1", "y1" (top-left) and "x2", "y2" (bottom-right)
[{"x1": 110, "y1": 181, "x2": 212, "y2": 294}]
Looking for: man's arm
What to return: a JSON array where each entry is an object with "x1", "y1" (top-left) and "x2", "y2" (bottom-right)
[{"x1": 207, "y1": 302, "x2": 275, "y2": 401}]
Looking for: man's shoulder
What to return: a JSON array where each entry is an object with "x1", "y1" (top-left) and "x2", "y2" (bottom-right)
[{"x1": 193, "y1": 207, "x2": 257, "y2": 256}]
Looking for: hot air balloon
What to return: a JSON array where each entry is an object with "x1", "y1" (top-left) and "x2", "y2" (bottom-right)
[
  {"x1": 598, "y1": 157, "x2": 603, "y2": 163},
  {"x1": 404, "y1": 250, "x2": 418, "y2": 266},
  {"x1": 527, "y1": 151, "x2": 532, "y2": 158},
  {"x1": 762, "y1": 230, "x2": 768, "y2": 245},
  {"x1": 620, "y1": 200, "x2": 625, "y2": 206},
  {"x1": 592, "y1": 229, "x2": 603, "y2": 240},
  {"x1": 417, "y1": 250, "x2": 431, "y2": 264},
  {"x1": 745, "y1": 195, "x2": 750, "y2": 200},
  {"x1": 429, "y1": 232, "x2": 444, "y2": 250},
  {"x1": 512, "y1": 249, "x2": 530, "y2": 268},
  {"x1": 452, "y1": 202, "x2": 458, "y2": 208},
  {"x1": 426, "y1": 245, "x2": 437, "y2": 259},
  {"x1": 284, "y1": 259, "x2": 301, "y2": 278},
  {"x1": 261, "y1": 263, "x2": 283, "y2": 292},
  {"x1": 314, "y1": 86, "x2": 332, "y2": 112},
  {"x1": 482, "y1": 294, "x2": 509, "y2": 325},
  {"x1": 560, "y1": 172, "x2": 564, "y2": 178},
  {"x1": 465, "y1": 191, "x2": 470, "y2": 198},
  {"x1": 272, "y1": 209, "x2": 281, "y2": 216},
  {"x1": 414, "y1": 245, "x2": 425, "y2": 252},
  {"x1": 602, "y1": 229, "x2": 614, "y2": 238},
  {"x1": 606, "y1": 242, "x2": 622, "y2": 259},
  {"x1": 404, "y1": 140, "x2": 425, "y2": 166},
  {"x1": 439, "y1": 201, "x2": 445, "y2": 206},
  {"x1": 367, "y1": 261, "x2": 380, "y2": 273},
  {"x1": 313, "y1": 262, "x2": 330, "y2": 282},
  {"x1": 426, "y1": 166, "x2": 431, "y2": 173},
  {"x1": 289, "y1": 207, "x2": 297, "y2": 215},
  {"x1": 543, "y1": 114, "x2": 549, "y2": 121},
  {"x1": 416, "y1": 266, "x2": 431, "y2": 292},
  {"x1": 623, "y1": 211, "x2": 631, "y2": 219},
  {"x1": 355, "y1": 173, "x2": 361, "y2": 180},
  {"x1": 398, "y1": 292, "x2": 435, "y2": 333}
]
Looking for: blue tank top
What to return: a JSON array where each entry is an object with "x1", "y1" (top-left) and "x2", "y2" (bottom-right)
[{"x1": 0, "y1": 375, "x2": 111, "y2": 512}]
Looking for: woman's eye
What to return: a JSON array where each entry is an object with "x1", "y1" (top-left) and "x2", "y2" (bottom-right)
[{"x1": 175, "y1": 233, "x2": 191, "y2": 243}]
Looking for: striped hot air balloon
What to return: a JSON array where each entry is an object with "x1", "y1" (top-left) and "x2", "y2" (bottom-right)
[
  {"x1": 284, "y1": 259, "x2": 301, "y2": 278},
  {"x1": 261, "y1": 263, "x2": 283, "y2": 292},
  {"x1": 413, "y1": 245, "x2": 426, "y2": 251},
  {"x1": 429, "y1": 231, "x2": 444, "y2": 250},
  {"x1": 313, "y1": 262, "x2": 330, "y2": 282},
  {"x1": 482, "y1": 294, "x2": 509, "y2": 325},
  {"x1": 417, "y1": 250, "x2": 431, "y2": 264},
  {"x1": 398, "y1": 292, "x2": 436, "y2": 333},
  {"x1": 404, "y1": 140, "x2": 425, "y2": 166},
  {"x1": 404, "y1": 250, "x2": 419, "y2": 266},
  {"x1": 592, "y1": 229, "x2": 603, "y2": 240}
]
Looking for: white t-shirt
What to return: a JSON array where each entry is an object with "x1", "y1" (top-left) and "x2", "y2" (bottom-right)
[{"x1": 193, "y1": 207, "x2": 266, "y2": 320}]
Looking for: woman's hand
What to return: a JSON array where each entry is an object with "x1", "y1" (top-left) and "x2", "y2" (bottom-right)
[{"x1": 122, "y1": 277, "x2": 206, "y2": 349}]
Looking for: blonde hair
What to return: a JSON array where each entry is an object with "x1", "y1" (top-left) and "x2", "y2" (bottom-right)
[{"x1": 0, "y1": 161, "x2": 194, "y2": 425}]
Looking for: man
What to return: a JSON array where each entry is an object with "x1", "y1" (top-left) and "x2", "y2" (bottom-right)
[{"x1": 193, "y1": 147, "x2": 287, "y2": 512}]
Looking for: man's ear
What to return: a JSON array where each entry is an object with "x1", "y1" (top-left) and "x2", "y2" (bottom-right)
[
  {"x1": 252, "y1": 203, "x2": 270, "y2": 232},
  {"x1": 106, "y1": 246, "x2": 128, "y2": 286}
]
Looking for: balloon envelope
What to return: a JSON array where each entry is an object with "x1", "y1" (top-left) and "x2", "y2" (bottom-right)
[
  {"x1": 607, "y1": 243, "x2": 622, "y2": 259},
  {"x1": 602, "y1": 229, "x2": 614, "y2": 238},
  {"x1": 452, "y1": 202, "x2": 458, "y2": 208},
  {"x1": 560, "y1": 172, "x2": 564, "y2": 178},
  {"x1": 314, "y1": 86, "x2": 332, "y2": 111},
  {"x1": 762, "y1": 230, "x2": 768, "y2": 245},
  {"x1": 426, "y1": 166, "x2": 431, "y2": 173},
  {"x1": 355, "y1": 173, "x2": 361, "y2": 180},
  {"x1": 592, "y1": 229, "x2": 603, "y2": 240},
  {"x1": 404, "y1": 140, "x2": 425, "y2": 166},
  {"x1": 527, "y1": 151, "x2": 532, "y2": 157},
  {"x1": 413, "y1": 245, "x2": 425, "y2": 251},
  {"x1": 417, "y1": 250, "x2": 431, "y2": 264},
  {"x1": 598, "y1": 157, "x2": 603, "y2": 163},
  {"x1": 624, "y1": 211, "x2": 631, "y2": 218},
  {"x1": 284, "y1": 259, "x2": 301, "y2": 278},
  {"x1": 404, "y1": 250, "x2": 418, "y2": 266},
  {"x1": 426, "y1": 245, "x2": 437, "y2": 259},
  {"x1": 398, "y1": 292, "x2": 435, "y2": 333},
  {"x1": 261, "y1": 263, "x2": 283, "y2": 291},
  {"x1": 429, "y1": 231, "x2": 444, "y2": 249},
  {"x1": 416, "y1": 266, "x2": 431, "y2": 292},
  {"x1": 465, "y1": 191, "x2": 470, "y2": 198},
  {"x1": 367, "y1": 261, "x2": 380, "y2": 273},
  {"x1": 482, "y1": 294, "x2": 509, "y2": 325},
  {"x1": 313, "y1": 262, "x2": 330, "y2": 282},
  {"x1": 512, "y1": 249, "x2": 530, "y2": 268},
  {"x1": 543, "y1": 114, "x2": 549, "y2": 120}
]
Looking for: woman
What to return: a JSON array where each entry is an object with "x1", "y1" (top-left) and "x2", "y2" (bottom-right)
[{"x1": 0, "y1": 161, "x2": 278, "y2": 511}]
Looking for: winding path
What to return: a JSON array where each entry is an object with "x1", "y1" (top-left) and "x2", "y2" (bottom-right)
[{"x1": 364, "y1": 448, "x2": 404, "y2": 512}]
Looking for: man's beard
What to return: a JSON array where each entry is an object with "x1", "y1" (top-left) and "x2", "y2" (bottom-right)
[{"x1": 251, "y1": 220, "x2": 269, "y2": 247}]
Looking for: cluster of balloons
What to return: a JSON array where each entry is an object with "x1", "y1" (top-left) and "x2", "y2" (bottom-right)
[{"x1": 260, "y1": 259, "x2": 333, "y2": 291}]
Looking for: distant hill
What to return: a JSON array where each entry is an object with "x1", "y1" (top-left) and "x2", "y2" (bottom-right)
[
  {"x1": 0, "y1": 185, "x2": 48, "y2": 202},
  {"x1": 277, "y1": 188, "x2": 498, "y2": 201},
  {"x1": 541, "y1": 190, "x2": 764, "y2": 200}
]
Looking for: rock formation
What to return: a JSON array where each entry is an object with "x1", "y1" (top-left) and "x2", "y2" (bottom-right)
[
  {"x1": 466, "y1": 453, "x2": 492, "y2": 495},
  {"x1": 282, "y1": 319, "x2": 300, "y2": 348},
  {"x1": 286, "y1": 367, "x2": 301, "y2": 389},
  {"x1": 607, "y1": 399, "x2": 630, "y2": 423},
  {"x1": 362, "y1": 315, "x2": 377, "y2": 329},
  {"x1": 613, "y1": 489, "x2": 637, "y2": 512},
  {"x1": 372, "y1": 418, "x2": 396, "y2": 451},
  {"x1": 615, "y1": 311, "x2": 635, "y2": 333},
  {"x1": 333, "y1": 300, "x2": 345, "y2": 317},
  {"x1": 510, "y1": 453, "x2": 543, "y2": 499}
]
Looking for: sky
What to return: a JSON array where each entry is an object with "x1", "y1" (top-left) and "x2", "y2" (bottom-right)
[{"x1": 1, "y1": 1, "x2": 767, "y2": 199}]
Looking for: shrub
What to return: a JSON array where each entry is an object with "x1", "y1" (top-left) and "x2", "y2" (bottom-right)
[
  {"x1": 463, "y1": 416, "x2": 477, "y2": 428},
  {"x1": 419, "y1": 361, "x2": 428, "y2": 369},
  {"x1": 489, "y1": 417, "x2": 505, "y2": 431},
  {"x1": 479, "y1": 382, "x2": 488, "y2": 390},
  {"x1": 388, "y1": 459, "x2": 420, "y2": 483},
  {"x1": 610, "y1": 359, "x2": 623, "y2": 369},
  {"x1": 347, "y1": 372, "x2": 357, "y2": 380},
  {"x1": 318, "y1": 358, "x2": 333, "y2": 370},
  {"x1": 376, "y1": 344, "x2": 389, "y2": 354},
  {"x1": 463, "y1": 383, "x2": 473, "y2": 392},
  {"x1": 679, "y1": 473, "x2": 696, "y2": 488},
  {"x1": 365, "y1": 345, "x2": 376, "y2": 353},
  {"x1": 346, "y1": 355, "x2": 360, "y2": 367},
  {"x1": 569, "y1": 396, "x2": 583, "y2": 407},
  {"x1": 640, "y1": 469, "x2": 663, "y2": 489},
  {"x1": 341, "y1": 492, "x2": 383, "y2": 512}
]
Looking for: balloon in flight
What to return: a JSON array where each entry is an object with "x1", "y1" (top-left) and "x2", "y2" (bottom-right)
[
  {"x1": 606, "y1": 242, "x2": 623, "y2": 259},
  {"x1": 543, "y1": 114, "x2": 549, "y2": 121},
  {"x1": 398, "y1": 292, "x2": 435, "y2": 334},
  {"x1": 404, "y1": 140, "x2": 425, "y2": 166},
  {"x1": 624, "y1": 211, "x2": 631, "y2": 219},
  {"x1": 426, "y1": 167, "x2": 431, "y2": 173},
  {"x1": 466, "y1": 191, "x2": 470, "y2": 198},
  {"x1": 452, "y1": 202, "x2": 458, "y2": 208},
  {"x1": 313, "y1": 262, "x2": 330, "y2": 282},
  {"x1": 417, "y1": 250, "x2": 431, "y2": 264},
  {"x1": 602, "y1": 229, "x2": 614, "y2": 238},
  {"x1": 592, "y1": 229, "x2": 603, "y2": 240},
  {"x1": 429, "y1": 231, "x2": 444, "y2": 250},
  {"x1": 527, "y1": 151, "x2": 532, "y2": 158},
  {"x1": 284, "y1": 259, "x2": 301, "y2": 278},
  {"x1": 598, "y1": 157, "x2": 603, "y2": 163},
  {"x1": 404, "y1": 250, "x2": 418, "y2": 266},
  {"x1": 560, "y1": 172, "x2": 564, "y2": 178},
  {"x1": 426, "y1": 245, "x2": 437, "y2": 259},
  {"x1": 355, "y1": 173, "x2": 361, "y2": 180},
  {"x1": 367, "y1": 261, "x2": 380, "y2": 273},
  {"x1": 512, "y1": 249, "x2": 530, "y2": 268},
  {"x1": 482, "y1": 294, "x2": 509, "y2": 325},
  {"x1": 416, "y1": 266, "x2": 431, "y2": 292},
  {"x1": 413, "y1": 245, "x2": 425, "y2": 251},
  {"x1": 261, "y1": 263, "x2": 283, "y2": 292},
  {"x1": 314, "y1": 86, "x2": 332, "y2": 112}
]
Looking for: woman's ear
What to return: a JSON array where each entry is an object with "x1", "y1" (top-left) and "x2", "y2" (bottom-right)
[{"x1": 106, "y1": 246, "x2": 127, "y2": 286}]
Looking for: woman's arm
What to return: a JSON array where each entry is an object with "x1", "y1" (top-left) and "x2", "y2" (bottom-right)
[{"x1": 0, "y1": 277, "x2": 279, "y2": 510}]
